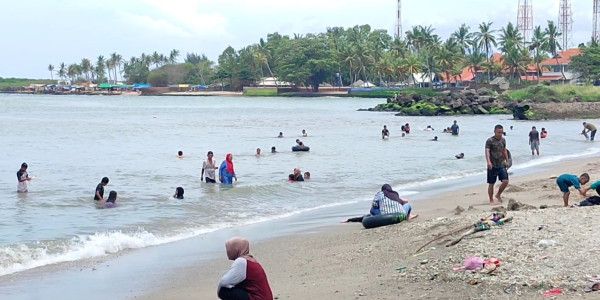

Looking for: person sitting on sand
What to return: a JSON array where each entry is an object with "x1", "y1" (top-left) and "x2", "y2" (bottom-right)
[
  {"x1": 455, "y1": 153, "x2": 465, "y2": 159},
  {"x1": 432, "y1": 136, "x2": 438, "y2": 141},
  {"x1": 302, "y1": 129, "x2": 307, "y2": 137},
  {"x1": 255, "y1": 148, "x2": 261, "y2": 157},
  {"x1": 277, "y1": 132, "x2": 283, "y2": 138},
  {"x1": 177, "y1": 150, "x2": 184, "y2": 159},
  {"x1": 217, "y1": 237, "x2": 273, "y2": 300},
  {"x1": 382, "y1": 125, "x2": 390, "y2": 139},
  {"x1": 271, "y1": 146, "x2": 277, "y2": 153},
  {"x1": 346, "y1": 184, "x2": 417, "y2": 222},
  {"x1": 174, "y1": 187, "x2": 184, "y2": 199},
  {"x1": 556, "y1": 173, "x2": 589, "y2": 207},
  {"x1": 541, "y1": 128, "x2": 548, "y2": 138},
  {"x1": 304, "y1": 172, "x2": 311, "y2": 180},
  {"x1": 219, "y1": 154, "x2": 237, "y2": 185}
]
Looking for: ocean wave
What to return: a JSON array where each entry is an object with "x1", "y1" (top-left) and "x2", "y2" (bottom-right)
[{"x1": 0, "y1": 197, "x2": 366, "y2": 277}]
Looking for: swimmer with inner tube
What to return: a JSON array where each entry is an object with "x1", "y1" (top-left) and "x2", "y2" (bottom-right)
[{"x1": 345, "y1": 184, "x2": 417, "y2": 222}]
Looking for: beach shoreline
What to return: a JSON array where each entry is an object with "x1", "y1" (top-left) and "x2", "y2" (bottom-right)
[{"x1": 142, "y1": 156, "x2": 600, "y2": 300}]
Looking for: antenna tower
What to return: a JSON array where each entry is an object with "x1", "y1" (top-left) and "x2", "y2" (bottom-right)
[
  {"x1": 395, "y1": 0, "x2": 402, "y2": 39},
  {"x1": 517, "y1": 0, "x2": 533, "y2": 44},
  {"x1": 594, "y1": 0, "x2": 600, "y2": 42},
  {"x1": 559, "y1": 0, "x2": 573, "y2": 49}
]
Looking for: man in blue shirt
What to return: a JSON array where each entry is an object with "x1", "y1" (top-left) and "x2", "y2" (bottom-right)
[
  {"x1": 556, "y1": 173, "x2": 589, "y2": 206},
  {"x1": 451, "y1": 120, "x2": 459, "y2": 135}
]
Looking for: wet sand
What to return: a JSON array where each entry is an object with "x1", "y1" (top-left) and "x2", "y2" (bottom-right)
[{"x1": 145, "y1": 157, "x2": 600, "y2": 299}]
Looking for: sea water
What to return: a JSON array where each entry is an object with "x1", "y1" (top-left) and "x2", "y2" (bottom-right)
[{"x1": 0, "y1": 94, "x2": 597, "y2": 276}]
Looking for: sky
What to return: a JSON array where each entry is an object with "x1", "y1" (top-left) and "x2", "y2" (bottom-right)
[{"x1": 0, "y1": 0, "x2": 595, "y2": 78}]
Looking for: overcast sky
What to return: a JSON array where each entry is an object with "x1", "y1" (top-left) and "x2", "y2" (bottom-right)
[{"x1": 0, "y1": 0, "x2": 594, "y2": 78}]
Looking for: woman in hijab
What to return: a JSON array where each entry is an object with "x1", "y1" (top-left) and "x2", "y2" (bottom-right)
[
  {"x1": 345, "y1": 184, "x2": 417, "y2": 222},
  {"x1": 218, "y1": 237, "x2": 273, "y2": 300},
  {"x1": 219, "y1": 153, "x2": 237, "y2": 185}
]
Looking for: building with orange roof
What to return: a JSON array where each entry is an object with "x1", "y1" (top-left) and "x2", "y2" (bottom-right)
[{"x1": 539, "y1": 48, "x2": 582, "y2": 84}]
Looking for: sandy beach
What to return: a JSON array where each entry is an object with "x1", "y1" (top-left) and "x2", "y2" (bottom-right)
[{"x1": 144, "y1": 158, "x2": 600, "y2": 300}]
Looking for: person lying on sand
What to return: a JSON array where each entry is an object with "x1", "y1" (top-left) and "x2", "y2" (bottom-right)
[
  {"x1": 556, "y1": 173, "x2": 589, "y2": 207},
  {"x1": 217, "y1": 237, "x2": 273, "y2": 300},
  {"x1": 345, "y1": 184, "x2": 417, "y2": 222}
]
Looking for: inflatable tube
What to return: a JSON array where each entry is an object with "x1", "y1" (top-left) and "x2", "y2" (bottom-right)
[
  {"x1": 362, "y1": 213, "x2": 406, "y2": 229},
  {"x1": 292, "y1": 146, "x2": 310, "y2": 152}
]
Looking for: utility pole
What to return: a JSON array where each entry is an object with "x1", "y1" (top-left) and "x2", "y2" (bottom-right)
[
  {"x1": 517, "y1": 0, "x2": 534, "y2": 45},
  {"x1": 594, "y1": 0, "x2": 600, "y2": 42},
  {"x1": 395, "y1": 0, "x2": 402, "y2": 39},
  {"x1": 559, "y1": 0, "x2": 573, "y2": 49}
]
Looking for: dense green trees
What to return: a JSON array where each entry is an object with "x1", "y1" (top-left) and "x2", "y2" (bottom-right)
[{"x1": 48, "y1": 21, "x2": 596, "y2": 89}]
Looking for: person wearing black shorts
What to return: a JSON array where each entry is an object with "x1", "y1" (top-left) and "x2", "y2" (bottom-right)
[{"x1": 485, "y1": 125, "x2": 509, "y2": 204}]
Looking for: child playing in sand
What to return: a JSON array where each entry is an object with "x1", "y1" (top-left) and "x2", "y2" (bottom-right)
[{"x1": 556, "y1": 173, "x2": 590, "y2": 206}]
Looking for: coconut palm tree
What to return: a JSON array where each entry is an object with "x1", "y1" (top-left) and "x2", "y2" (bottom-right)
[
  {"x1": 400, "y1": 54, "x2": 423, "y2": 86},
  {"x1": 545, "y1": 21, "x2": 565, "y2": 81},
  {"x1": 110, "y1": 53, "x2": 122, "y2": 83},
  {"x1": 58, "y1": 63, "x2": 66, "y2": 83},
  {"x1": 499, "y1": 22, "x2": 523, "y2": 53},
  {"x1": 451, "y1": 24, "x2": 474, "y2": 54},
  {"x1": 475, "y1": 22, "x2": 497, "y2": 81},
  {"x1": 466, "y1": 49, "x2": 486, "y2": 86},
  {"x1": 96, "y1": 56, "x2": 106, "y2": 83},
  {"x1": 80, "y1": 58, "x2": 92, "y2": 82},
  {"x1": 48, "y1": 64, "x2": 54, "y2": 81},
  {"x1": 504, "y1": 47, "x2": 531, "y2": 84},
  {"x1": 169, "y1": 49, "x2": 180, "y2": 64},
  {"x1": 151, "y1": 51, "x2": 162, "y2": 69},
  {"x1": 530, "y1": 26, "x2": 549, "y2": 81}
]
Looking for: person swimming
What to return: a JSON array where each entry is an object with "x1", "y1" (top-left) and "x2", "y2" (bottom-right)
[
  {"x1": 277, "y1": 132, "x2": 283, "y2": 138},
  {"x1": 425, "y1": 125, "x2": 434, "y2": 131},
  {"x1": 174, "y1": 187, "x2": 184, "y2": 199},
  {"x1": 304, "y1": 171, "x2": 311, "y2": 180},
  {"x1": 432, "y1": 136, "x2": 438, "y2": 141},
  {"x1": 271, "y1": 146, "x2": 277, "y2": 153},
  {"x1": 302, "y1": 129, "x2": 307, "y2": 137},
  {"x1": 455, "y1": 153, "x2": 465, "y2": 159},
  {"x1": 256, "y1": 148, "x2": 261, "y2": 156},
  {"x1": 102, "y1": 191, "x2": 117, "y2": 208},
  {"x1": 177, "y1": 150, "x2": 184, "y2": 159}
]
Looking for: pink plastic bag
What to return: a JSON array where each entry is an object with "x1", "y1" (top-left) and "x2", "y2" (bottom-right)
[
  {"x1": 543, "y1": 288, "x2": 563, "y2": 297},
  {"x1": 463, "y1": 256, "x2": 485, "y2": 271}
]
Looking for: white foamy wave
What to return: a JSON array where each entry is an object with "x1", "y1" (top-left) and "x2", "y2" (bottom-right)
[
  {"x1": 511, "y1": 146, "x2": 600, "y2": 171},
  {"x1": 0, "y1": 198, "x2": 369, "y2": 277}
]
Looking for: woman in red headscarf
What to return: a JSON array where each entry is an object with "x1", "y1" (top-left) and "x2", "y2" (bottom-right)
[
  {"x1": 219, "y1": 153, "x2": 237, "y2": 184},
  {"x1": 218, "y1": 237, "x2": 273, "y2": 300}
]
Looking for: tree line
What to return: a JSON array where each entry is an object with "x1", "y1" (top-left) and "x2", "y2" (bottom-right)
[{"x1": 47, "y1": 22, "x2": 598, "y2": 90}]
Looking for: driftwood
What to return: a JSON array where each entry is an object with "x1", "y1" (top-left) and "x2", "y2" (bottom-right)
[{"x1": 414, "y1": 214, "x2": 493, "y2": 254}]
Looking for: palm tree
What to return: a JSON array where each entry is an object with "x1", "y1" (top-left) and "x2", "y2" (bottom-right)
[
  {"x1": 475, "y1": 22, "x2": 497, "y2": 81},
  {"x1": 48, "y1": 64, "x2": 55, "y2": 80},
  {"x1": 530, "y1": 26, "x2": 549, "y2": 81},
  {"x1": 80, "y1": 58, "x2": 92, "y2": 82},
  {"x1": 466, "y1": 49, "x2": 486, "y2": 86},
  {"x1": 545, "y1": 21, "x2": 565, "y2": 81},
  {"x1": 151, "y1": 51, "x2": 162, "y2": 69},
  {"x1": 451, "y1": 24, "x2": 474, "y2": 54},
  {"x1": 96, "y1": 56, "x2": 106, "y2": 83},
  {"x1": 169, "y1": 49, "x2": 180, "y2": 64},
  {"x1": 504, "y1": 47, "x2": 531, "y2": 84},
  {"x1": 399, "y1": 54, "x2": 423, "y2": 86},
  {"x1": 110, "y1": 53, "x2": 122, "y2": 83},
  {"x1": 58, "y1": 63, "x2": 66, "y2": 83},
  {"x1": 499, "y1": 22, "x2": 523, "y2": 53}
]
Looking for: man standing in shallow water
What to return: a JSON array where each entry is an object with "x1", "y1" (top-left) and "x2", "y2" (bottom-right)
[{"x1": 485, "y1": 124, "x2": 509, "y2": 204}]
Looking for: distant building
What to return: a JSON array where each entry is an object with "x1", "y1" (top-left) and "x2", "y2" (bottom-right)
[
  {"x1": 256, "y1": 77, "x2": 291, "y2": 87},
  {"x1": 539, "y1": 48, "x2": 582, "y2": 84}
]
